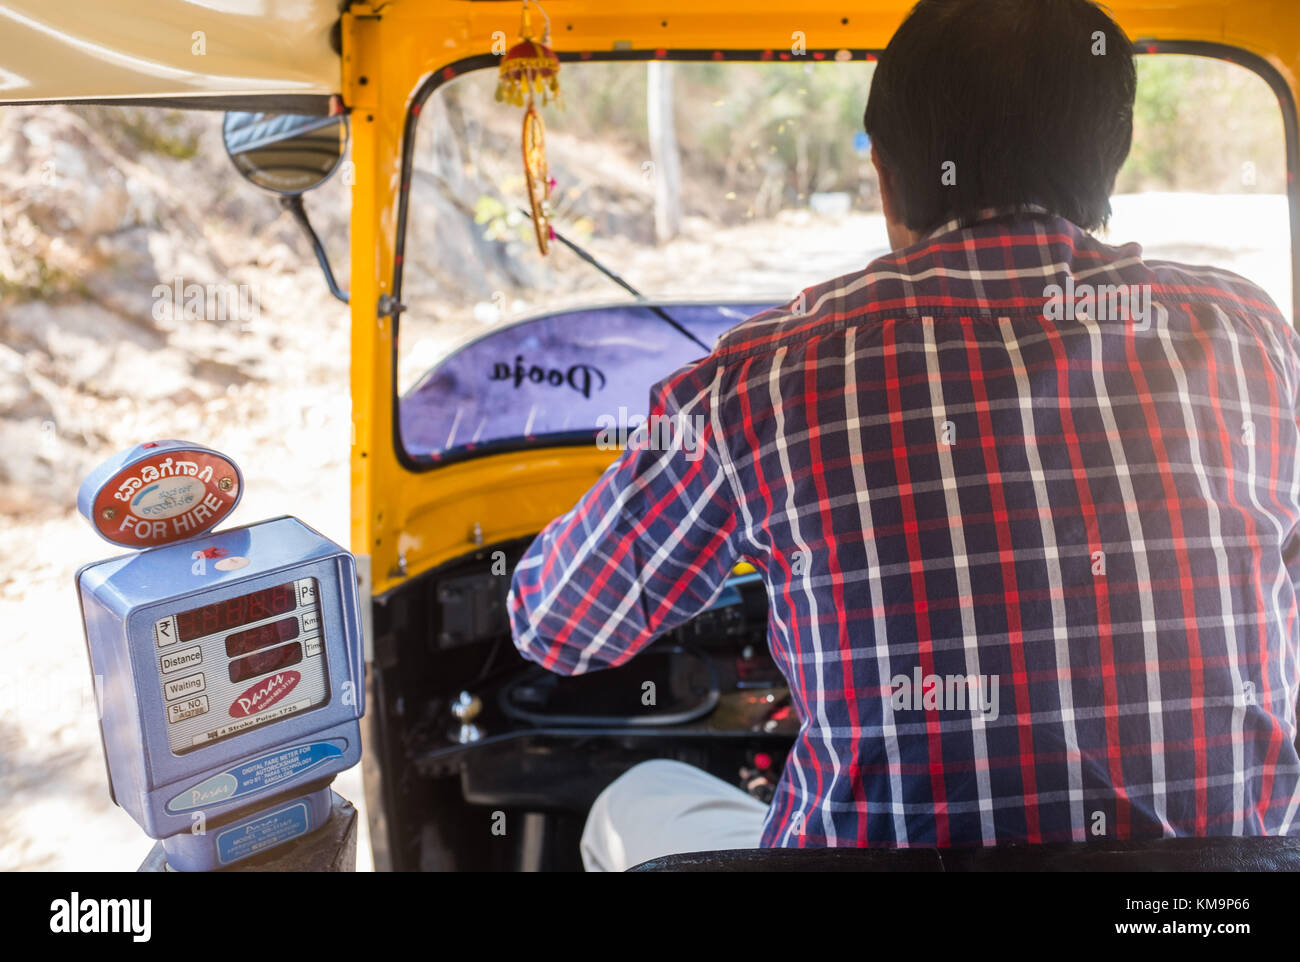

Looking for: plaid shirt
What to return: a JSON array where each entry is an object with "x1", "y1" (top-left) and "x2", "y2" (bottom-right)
[{"x1": 509, "y1": 207, "x2": 1300, "y2": 848}]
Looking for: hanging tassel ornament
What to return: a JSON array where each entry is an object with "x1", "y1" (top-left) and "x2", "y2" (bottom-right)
[{"x1": 495, "y1": 1, "x2": 560, "y2": 254}]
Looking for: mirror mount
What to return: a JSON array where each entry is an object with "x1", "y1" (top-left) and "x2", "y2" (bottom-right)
[
  {"x1": 280, "y1": 194, "x2": 348, "y2": 305},
  {"x1": 222, "y1": 111, "x2": 351, "y2": 305}
]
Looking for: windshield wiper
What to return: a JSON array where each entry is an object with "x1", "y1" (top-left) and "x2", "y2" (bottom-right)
[{"x1": 518, "y1": 207, "x2": 712, "y2": 354}]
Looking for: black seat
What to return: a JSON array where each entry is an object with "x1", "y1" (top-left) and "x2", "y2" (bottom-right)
[{"x1": 628, "y1": 835, "x2": 1300, "y2": 872}]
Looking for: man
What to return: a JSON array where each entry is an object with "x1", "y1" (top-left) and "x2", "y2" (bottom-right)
[{"x1": 509, "y1": 0, "x2": 1300, "y2": 871}]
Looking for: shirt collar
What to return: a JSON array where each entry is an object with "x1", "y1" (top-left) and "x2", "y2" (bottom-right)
[{"x1": 921, "y1": 203, "x2": 1055, "y2": 242}]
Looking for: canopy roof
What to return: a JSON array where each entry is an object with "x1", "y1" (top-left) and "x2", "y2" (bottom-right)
[
  {"x1": 0, "y1": 0, "x2": 1289, "y2": 110},
  {"x1": 0, "y1": 0, "x2": 340, "y2": 105}
]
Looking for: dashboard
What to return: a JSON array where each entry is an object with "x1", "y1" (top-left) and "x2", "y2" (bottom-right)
[
  {"x1": 376, "y1": 546, "x2": 798, "y2": 801},
  {"x1": 424, "y1": 564, "x2": 796, "y2": 743},
  {"x1": 369, "y1": 540, "x2": 799, "y2": 868}
]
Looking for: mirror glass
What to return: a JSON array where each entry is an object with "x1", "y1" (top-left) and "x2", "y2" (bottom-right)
[{"x1": 222, "y1": 112, "x2": 347, "y2": 195}]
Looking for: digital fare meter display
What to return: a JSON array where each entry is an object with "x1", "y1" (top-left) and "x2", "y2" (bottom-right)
[
  {"x1": 156, "y1": 578, "x2": 329, "y2": 754},
  {"x1": 176, "y1": 582, "x2": 297, "y2": 642}
]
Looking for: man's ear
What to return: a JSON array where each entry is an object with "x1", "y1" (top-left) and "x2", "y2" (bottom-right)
[
  {"x1": 871, "y1": 143, "x2": 921, "y2": 251},
  {"x1": 871, "y1": 144, "x2": 899, "y2": 224}
]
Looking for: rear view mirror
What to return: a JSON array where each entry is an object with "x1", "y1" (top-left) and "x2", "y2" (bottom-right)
[
  {"x1": 222, "y1": 112, "x2": 350, "y2": 303},
  {"x1": 222, "y1": 112, "x2": 347, "y2": 194}
]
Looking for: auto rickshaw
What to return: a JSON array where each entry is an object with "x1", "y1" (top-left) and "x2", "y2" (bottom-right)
[{"x1": 6, "y1": 0, "x2": 1300, "y2": 873}]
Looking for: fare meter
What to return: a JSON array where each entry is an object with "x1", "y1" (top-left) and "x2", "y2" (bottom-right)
[{"x1": 75, "y1": 440, "x2": 364, "y2": 870}]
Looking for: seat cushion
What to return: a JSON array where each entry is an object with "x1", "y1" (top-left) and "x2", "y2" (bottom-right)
[{"x1": 628, "y1": 836, "x2": 1300, "y2": 872}]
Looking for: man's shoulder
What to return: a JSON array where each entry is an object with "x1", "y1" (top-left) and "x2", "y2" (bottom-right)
[
  {"x1": 1143, "y1": 257, "x2": 1289, "y2": 324},
  {"x1": 709, "y1": 215, "x2": 1089, "y2": 362},
  {"x1": 708, "y1": 229, "x2": 1294, "y2": 367},
  {"x1": 710, "y1": 265, "x2": 886, "y2": 363}
]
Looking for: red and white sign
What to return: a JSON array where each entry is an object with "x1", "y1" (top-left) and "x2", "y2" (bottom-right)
[
  {"x1": 229, "y1": 670, "x2": 301, "y2": 718},
  {"x1": 90, "y1": 448, "x2": 241, "y2": 548}
]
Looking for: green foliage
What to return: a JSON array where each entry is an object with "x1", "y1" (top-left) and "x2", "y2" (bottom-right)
[
  {"x1": 418, "y1": 52, "x2": 1287, "y2": 261},
  {"x1": 1118, "y1": 54, "x2": 1284, "y2": 193},
  {"x1": 538, "y1": 53, "x2": 1286, "y2": 207},
  {"x1": 555, "y1": 61, "x2": 872, "y2": 198},
  {"x1": 474, "y1": 191, "x2": 533, "y2": 244}
]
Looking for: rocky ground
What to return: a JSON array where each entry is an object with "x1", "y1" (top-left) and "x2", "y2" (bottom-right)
[
  {"x1": 0, "y1": 105, "x2": 356, "y2": 870},
  {"x1": 0, "y1": 102, "x2": 1289, "y2": 871}
]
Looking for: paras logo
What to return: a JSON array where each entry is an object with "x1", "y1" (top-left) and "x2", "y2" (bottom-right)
[
  {"x1": 50, "y1": 893, "x2": 151, "y2": 942},
  {"x1": 229, "y1": 670, "x2": 300, "y2": 718}
]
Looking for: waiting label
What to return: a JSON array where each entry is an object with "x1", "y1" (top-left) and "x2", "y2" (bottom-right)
[{"x1": 164, "y1": 672, "x2": 206, "y2": 701}]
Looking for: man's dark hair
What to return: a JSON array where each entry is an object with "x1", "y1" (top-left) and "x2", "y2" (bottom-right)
[{"x1": 863, "y1": 0, "x2": 1137, "y2": 233}]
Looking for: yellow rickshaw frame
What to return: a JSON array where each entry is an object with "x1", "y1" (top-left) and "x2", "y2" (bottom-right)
[{"x1": 340, "y1": 1, "x2": 1300, "y2": 598}]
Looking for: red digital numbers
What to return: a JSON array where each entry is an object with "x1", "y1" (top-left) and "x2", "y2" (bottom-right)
[
  {"x1": 272, "y1": 584, "x2": 294, "y2": 616},
  {"x1": 203, "y1": 603, "x2": 221, "y2": 637},
  {"x1": 225, "y1": 617, "x2": 301, "y2": 658},
  {"x1": 174, "y1": 580, "x2": 306, "y2": 642},
  {"x1": 228, "y1": 642, "x2": 303, "y2": 684}
]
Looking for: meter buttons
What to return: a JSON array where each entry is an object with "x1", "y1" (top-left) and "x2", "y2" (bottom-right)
[
  {"x1": 160, "y1": 645, "x2": 203, "y2": 675},
  {"x1": 302, "y1": 609, "x2": 321, "y2": 657},
  {"x1": 164, "y1": 673, "x2": 206, "y2": 701},
  {"x1": 297, "y1": 578, "x2": 321, "y2": 656},
  {"x1": 167, "y1": 696, "x2": 209, "y2": 724},
  {"x1": 158, "y1": 625, "x2": 205, "y2": 725},
  {"x1": 162, "y1": 659, "x2": 207, "y2": 726},
  {"x1": 154, "y1": 616, "x2": 178, "y2": 648}
]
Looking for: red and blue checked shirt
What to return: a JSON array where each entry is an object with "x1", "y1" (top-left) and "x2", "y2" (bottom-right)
[{"x1": 508, "y1": 207, "x2": 1300, "y2": 848}]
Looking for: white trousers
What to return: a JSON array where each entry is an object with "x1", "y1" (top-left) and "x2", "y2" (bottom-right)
[{"x1": 580, "y1": 759, "x2": 769, "y2": 872}]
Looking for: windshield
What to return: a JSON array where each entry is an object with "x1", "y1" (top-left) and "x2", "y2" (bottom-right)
[{"x1": 398, "y1": 52, "x2": 1292, "y2": 464}]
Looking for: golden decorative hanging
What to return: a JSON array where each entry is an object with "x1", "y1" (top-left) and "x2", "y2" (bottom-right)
[
  {"x1": 495, "y1": 39, "x2": 561, "y2": 108},
  {"x1": 520, "y1": 104, "x2": 551, "y2": 254},
  {"x1": 495, "y1": 1, "x2": 560, "y2": 254}
]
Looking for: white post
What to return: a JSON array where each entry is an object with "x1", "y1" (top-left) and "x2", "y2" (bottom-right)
[{"x1": 646, "y1": 61, "x2": 682, "y2": 244}]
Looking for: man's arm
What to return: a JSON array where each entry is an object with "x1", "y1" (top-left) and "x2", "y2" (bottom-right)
[{"x1": 508, "y1": 357, "x2": 740, "y2": 675}]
